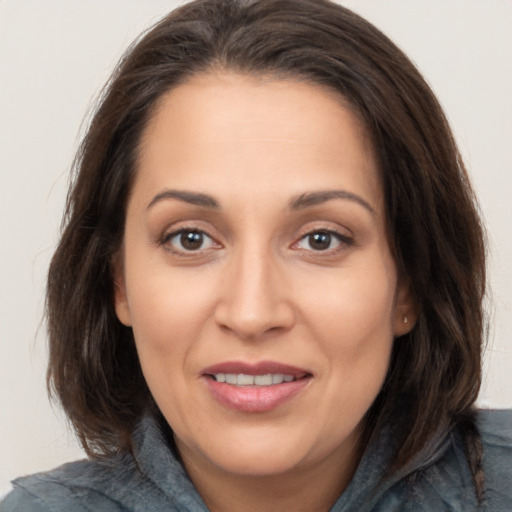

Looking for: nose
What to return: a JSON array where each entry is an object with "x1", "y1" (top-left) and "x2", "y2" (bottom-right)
[{"x1": 214, "y1": 247, "x2": 295, "y2": 341}]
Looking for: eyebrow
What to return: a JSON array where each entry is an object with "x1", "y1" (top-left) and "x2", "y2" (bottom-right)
[
  {"x1": 290, "y1": 190, "x2": 376, "y2": 215},
  {"x1": 146, "y1": 188, "x2": 375, "y2": 215},
  {"x1": 147, "y1": 189, "x2": 220, "y2": 210}
]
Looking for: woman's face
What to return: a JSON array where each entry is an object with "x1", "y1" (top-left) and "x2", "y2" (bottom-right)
[{"x1": 115, "y1": 72, "x2": 414, "y2": 480}]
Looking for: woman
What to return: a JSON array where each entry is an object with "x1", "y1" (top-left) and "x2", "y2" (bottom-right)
[{"x1": 2, "y1": 0, "x2": 510, "y2": 510}]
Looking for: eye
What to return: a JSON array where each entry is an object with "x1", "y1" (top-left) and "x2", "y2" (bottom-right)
[
  {"x1": 295, "y1": 230, "x2": 349, "y2": 251},
  {"x1": 163, "y1": 229, "x2": 216, "y2": 252}
]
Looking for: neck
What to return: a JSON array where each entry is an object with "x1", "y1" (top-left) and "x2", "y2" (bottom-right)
[{"x1": 176, "y1": 434, "x2": 362, "y2": 512}]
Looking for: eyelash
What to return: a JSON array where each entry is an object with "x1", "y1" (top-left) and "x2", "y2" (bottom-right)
[
  {"x1": 159, "y1": 229, "x2": 218, "y2": 254},
  {"x1": 159, "y1": 227, "x2": 353, "y2": 255},
  {"x1": 294, "y1": 229, "x2": 353, "y2": 253}
]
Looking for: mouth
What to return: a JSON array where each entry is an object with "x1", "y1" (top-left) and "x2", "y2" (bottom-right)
[
  {"x1": 202, "y1": 361, "x2": 312, "y2": 412},
  {"x1": 209, "y1": 373, "x2": 305, "y2": 386}
]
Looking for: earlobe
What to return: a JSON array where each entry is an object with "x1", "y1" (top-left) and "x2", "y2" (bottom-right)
[
  {"x1": 394, "y1": 313, "x2": 415, "y2": 337},
  {"x1": 393, "y1": 278, "x2": 418, "y2": 337},
  {"x1": 112, "y1": 254, "x2": 132, "y2": 327}
]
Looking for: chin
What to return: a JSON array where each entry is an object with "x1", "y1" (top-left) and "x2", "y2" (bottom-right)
[
  {"x1": 176, "y1": 419, "x2": 358, "y2": 479},
  {"x1": 206, "y1": 443, "x2": 310, "y2": 477}
]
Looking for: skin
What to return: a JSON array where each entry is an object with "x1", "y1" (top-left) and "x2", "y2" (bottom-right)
[{"x1": 114, "y1": 72, "x2": 416, "y2": 512}]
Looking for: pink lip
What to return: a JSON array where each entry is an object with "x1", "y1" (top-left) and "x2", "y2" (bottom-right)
[
  {"x1": 202, "y1": 360, "x2": 310, "y2": 377},
  {"x1": 202, "y1": 360, "x2": 312, "y2": 413}
]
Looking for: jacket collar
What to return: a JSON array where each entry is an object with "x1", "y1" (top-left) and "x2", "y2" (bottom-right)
[{"x1": 132, "y1": 413, "x2": 453, "y2": 511}]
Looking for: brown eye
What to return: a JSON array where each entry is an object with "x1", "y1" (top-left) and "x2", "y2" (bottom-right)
[
  {"x1": 181, "y1": 231, "x2": 204, "y2": 250},
  {"x1": 296, "y1": 230, "x2": 351, "y2": 252},
  {"x1": 165, "y1": 230, "x2": 215, "y2": 252},
  {"x1": 308, "y1": 232, "x2": 332, "y2": 251}
]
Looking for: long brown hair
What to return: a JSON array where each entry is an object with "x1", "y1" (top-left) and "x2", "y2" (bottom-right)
[{"x1": 47, "y1": 0, "x2": 487, "y2": 498}]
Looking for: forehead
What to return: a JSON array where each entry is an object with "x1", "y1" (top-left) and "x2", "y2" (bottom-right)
[{"x1": 135, "y1": 72, "x2": 382, "y2": 210}]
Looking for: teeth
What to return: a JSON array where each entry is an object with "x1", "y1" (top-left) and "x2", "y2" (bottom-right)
[
  {"x1": 254, "y1": 374, "x2": 272, "y2": 386},
  {"x1": 213, "y1": 373, "x2": 297, "y2": 386},
  {"x1": 226, "y1": 374, "x2": 237, "y2": 385},
  {"x1": 238, "y1": 374, "x2": 255, "y2": 386},
  {"x1": 272, "y1": 374, "x2": 284, "y2": 384}
]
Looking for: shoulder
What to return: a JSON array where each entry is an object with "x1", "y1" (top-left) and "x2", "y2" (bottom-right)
[
  {"x1": 0, "y1": 413, "x2": 209, "y2": 512},
  {"x1": 477, "y1": 409, "x2": 512, "y2": 509},
  {"x1": 373, "y1": 409, "x2": 512, "y2": 511},
  {"x1": 477, "y1": 408, "x2": 512, "y2": 448},
  {"x1": 425, "y1": 409, "x2": 512, "y2": 511},
  {"x1": 0, "y1": 455, "x2": 144, "y2": 512},
  {"x1": 477, "y1": 409, "x2": 512, "y2": 477}
]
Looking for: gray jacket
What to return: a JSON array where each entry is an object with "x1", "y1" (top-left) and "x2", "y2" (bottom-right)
[{"x1": 2, "y1": 409, "x2": 511, "y2": 511}]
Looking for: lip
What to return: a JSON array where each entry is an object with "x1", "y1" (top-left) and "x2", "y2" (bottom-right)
[
  {"x1": 202, "y1": 360, "x2": 310, "y2": 377},
  {"x1": 201, "y1": 360, "x2": 312, "y2": 413}
]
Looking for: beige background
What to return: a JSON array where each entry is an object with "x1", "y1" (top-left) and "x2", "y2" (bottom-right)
[{"x1": 1, "y1": 0, "x2": 511, "y2": 496}]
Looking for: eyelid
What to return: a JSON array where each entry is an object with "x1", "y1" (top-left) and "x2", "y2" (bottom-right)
[
  {"x1": 291, "y1": 225, "x2": 354, "y2": 253},
  {"x1": 157, "y1": 221, "x2": 353, "y2": 256},
  {"x1": 159, "y1": 226, "x2": 222, "y2": 254}
]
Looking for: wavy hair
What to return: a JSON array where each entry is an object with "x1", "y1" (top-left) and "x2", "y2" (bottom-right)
[{"x1": 47, "y1": 0, "x2": 487, "y2": 499}]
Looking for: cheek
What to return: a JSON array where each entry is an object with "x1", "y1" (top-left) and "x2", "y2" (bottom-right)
[
  {"x1": 123, "y1": 262, "x2": 222, "y2": 373},
  {"x1": 299, "y1": 253, "x2": 397, "y2": 407},
  {"x1": 313, "y1": 268, "x2": 396, "y2": 399},
  {"x1": 300, "y1": 258, "x2": 397, "y2": 348},
  {"x1": 124, "y1": 272, "x2": 215, "y2": 422}
]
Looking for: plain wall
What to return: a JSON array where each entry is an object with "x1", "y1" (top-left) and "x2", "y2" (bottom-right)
[{"x1": 1, "y1": 0, "x2": 511, "y2": 496}]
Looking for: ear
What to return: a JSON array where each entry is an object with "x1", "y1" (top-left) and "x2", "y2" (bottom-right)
[
  {"x1": 393, "y1": 276, "x2": 418, "y2": 338},
  {"x1": 112, "y1": 252, "x2": 132, "y2": 327}
]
